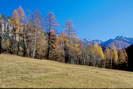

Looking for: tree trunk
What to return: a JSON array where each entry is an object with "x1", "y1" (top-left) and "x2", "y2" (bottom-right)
[
  {"x1": 0, "y1": 36, "x2": 2, "y2": 54},
  {"x1": 33, "y1": 31, "x2": 37, "y2": 58}
]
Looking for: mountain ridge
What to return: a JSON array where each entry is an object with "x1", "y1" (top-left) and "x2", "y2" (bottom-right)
[{"x1": 83, "y1": 36, "x2": 133, "y2": 49}]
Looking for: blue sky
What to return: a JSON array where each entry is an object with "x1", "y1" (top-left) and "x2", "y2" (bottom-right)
[{"x1": 0, "y1": 0, "x2": 133, "y2": 41}]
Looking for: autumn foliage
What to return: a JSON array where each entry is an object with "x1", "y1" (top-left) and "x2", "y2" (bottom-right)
[{"x1": 0, "y1": 7, "x2": 129, "y2": 71}]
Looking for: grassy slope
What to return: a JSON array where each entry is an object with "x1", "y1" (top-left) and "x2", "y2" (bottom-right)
[{"x1": 0, "y1": 54, "x2": 133, "y2": 88}]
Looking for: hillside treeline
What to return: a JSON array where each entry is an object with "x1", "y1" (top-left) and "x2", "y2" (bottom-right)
[
  {"x1": 0, "y1": 7, "x2": 128, "y2": 70},
  {"x1": 126, "y1": 45, "x2": 133, "y2": 71}
]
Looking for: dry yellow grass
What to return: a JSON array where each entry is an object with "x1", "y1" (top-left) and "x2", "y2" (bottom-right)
[{"x1": 0, "y1": 54, "x2": 133, "y2": 88}]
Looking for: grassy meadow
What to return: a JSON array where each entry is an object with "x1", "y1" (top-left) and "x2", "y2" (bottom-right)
[{"x1": 0, "y1": 54, "x2": 133, "y2": 88}]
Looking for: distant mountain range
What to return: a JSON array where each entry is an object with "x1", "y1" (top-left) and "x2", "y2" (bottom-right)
[{"x1": 83, "y1": 36, "x2": 133, "y2": 49}]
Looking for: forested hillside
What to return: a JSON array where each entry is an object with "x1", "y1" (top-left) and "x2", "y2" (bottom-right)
[
  {"x1": 0, "y1": 7, "x2": 130, "y2": 71},
  {"x1": 126, "y1": 45, "x2": 133, "y2": 71}
]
